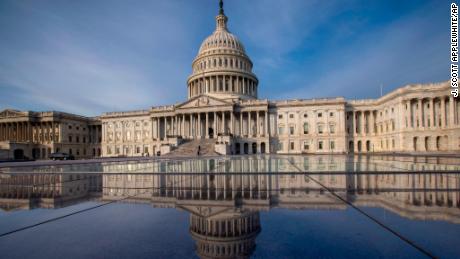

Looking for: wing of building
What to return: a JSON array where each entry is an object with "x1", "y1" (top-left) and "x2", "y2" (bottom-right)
[{"x1": 0, "y1": 1, "x2": 459, "y2": 160}]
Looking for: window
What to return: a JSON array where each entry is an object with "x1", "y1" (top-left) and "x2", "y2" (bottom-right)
[
  {"x1": 329, "y1": 124, "x2": 335, "y2": 134},
  {"x1": 278, "y1": 114, "x2": 283, "y2": 119},
  {"x1": 330, "y1": 141, "x2": 335, "y2": 150},
  {"x1": 289, "y1": 114, "x2": 294, "y2": 119},
  {"x1": 303, "y1": 113, "x2": 308, "y2": 118},
  {"x1": 278, "y1": 142, "x2": 284, "y2": 151},
  {"x1": 76, "y1": 136, "x2": 80, "y2": 143},
  {"x1": 317, "y1": 124, "x2": 323, "y2": 134},
  {"x1": 290, "y1": 142, "x2": 295, "y2": 150},
  {"x1": 318, "y1": 113, "x2": 322, "y2": 118},
  {"x1": 136, "y1": 147, "x2": 141, "y2": 153},
  {"x1": 303, "y1": 123, "x2": 309, "y2": 134},
  {"x1": 68, "y1": 136, "x2": 72, "y2": 143},
  {"x1": 289, "y1": 126, "x2": 294, "y2": 135},
  {"x1": 76, "y1": 126, "x2": 80, "y2": 130},
  {"x1": 303, "y1": 141, "x2": 309, "y2": 150},
  {"x1": 318, "y1": 141, "x2": 323, "y2": 150},
  {"x1": 329, "y1": 112, "x2": 334, "y2": 117},
  {"x1": 68, "y1": 125, "x2": 72, "y2": 130},
  {"x1": 278, "y1": 126, "x2": 285, "y2": 135}
]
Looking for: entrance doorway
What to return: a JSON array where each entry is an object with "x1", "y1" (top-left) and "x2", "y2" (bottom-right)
[
  {"x1": 252, "y1": 143, "x2": 257, "y2": 154},
  {"x1": 208, "y1": 128, "x2": 214, "y2": 139},
  {"x1": 14, "y1": 149, "x2": 24, "y2": 160},
  {"x1": 244, "y1": 143, "x2": 249, "y2": 155},
  {"x1": 261, "y1": 142, "x2": 266, "y2": 154}
]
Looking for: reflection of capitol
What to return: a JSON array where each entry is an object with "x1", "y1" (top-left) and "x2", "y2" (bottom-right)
[
  {"x1": 99, "y1": 157, "x2": 460, "y2": 257},
  {"x1": 101, "y1": 158, "x2": 460, "y2": 224},
  {"x1": 1, "y1": 155, "x2": 459, "y2": 258}
]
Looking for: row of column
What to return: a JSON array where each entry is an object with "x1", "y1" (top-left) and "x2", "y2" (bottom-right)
[
  {"x1": 153, "y1": 110, "x2": 269, "y2": 140},
  {"x1": 188, "y1": 75, "x2": 257, "y2": 98},
  {"x1": 405, "y1": 96, "x2": 458, "y2": 129},
  {"x1": 350, "y1": 110, "x2": 377, "y2": 135},
  {"x1": 0, "y1": 122, "x2": 36, "y2": 142}
]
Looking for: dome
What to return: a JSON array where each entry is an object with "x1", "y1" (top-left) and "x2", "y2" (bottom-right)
[
  {"x1": 187, "y1": 0, "x2": 258, "y2": 101},
  {"x1": 198, "y1": 30, "x2": 246, "y2": 57}
]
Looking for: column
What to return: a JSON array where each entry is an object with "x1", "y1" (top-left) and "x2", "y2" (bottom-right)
[
  {"x1": 248, "y1": 111, "x2": 252, "y2": 137},
  {"x1": 441, "y1": 97, "x2": 446, "y2": 128},
  {"x1": 449, "y1": 96, "x2": 455, "y2": 127},
  {"x1": 182, "y1": 114, "x2": 185, "y2": 137},
  {"x1": 230, "y1": 112, "x2": 234, "y2": 135},
  {"x1": 222, "y1": 111, "x2": 225, "y2": 134},
  {"x1": 360, "y1": 111, "x2": 365, "y2": 135},
  {"x1": 256, "y1": 111, "x2": 260, "y2": 137},
  {"x1": 369, "y1": 111, "x2": 374, "y2": 135},
  {"x1": 198, "y1": 113, "x2": 201, "y2": 138},
  {"x1": 206, "y1": 112, "x2": 209, "y2": 139},
  {"x1": 418, "y1": 99, "x2": 422, "y2": 128},
  {"x1": 213, "y1": 112, "x2": 217, "y2": 136},
  {"x1": 264, "y1": 111, "x2": 268, "y2": 137},
  {"x1": 239, "y1": 111, "x2": 243, "y2": 136},
  {"x1": 430, "y1": 99, "x2": 435, "y2": 128},
  {"x1": 352, "y1": 111, "x2": 356, "y2": 134}
]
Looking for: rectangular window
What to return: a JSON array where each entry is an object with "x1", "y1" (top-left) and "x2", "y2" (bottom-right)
[
  {"x1": 329, "y1": 112, "x2": 334, "y2": 117},
  {"x1": 289, "y1": 126, "x2": 294, "y2": 135},
  {"x1": 318, "y1": 141, "x2": 323, "y2": 150},
  {"x1": 278, "y1": 142, "x2": 284, "y2": 151},
  {"x1": 290, "y1": 142, "x2": 295, "y2": 150},
  {"x1": 303, "y1": 123, "x2": 309, "y2": 134},
  {"x1": 278, "y1": 114, "x2": 283, "y2": 119},
  {"x1": 330, "y1": 141, "x2": 335, "y2": 150},
  {"x1": 278, "y1": 126, "x2": 284, "y2": 135},
  {"x1": 303, "y1": 141, "x2": 309, "y2": 150},
  {"x1": 318, "y1": 125, "x2": 323, "y2": 134},
  {"x1": 329, "y1": 125, "x2": 335, "y2": 134},
  {"x1": 289, "y1": 114, "x2": 294, "y2": 119},
  {"x1": 318, "y1": 113, "x2": 322, "y2": 118}
]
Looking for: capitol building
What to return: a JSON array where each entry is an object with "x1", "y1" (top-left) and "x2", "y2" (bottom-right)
[{"x1": 0, "y1": 1, "x2": 459, "y2": 160}]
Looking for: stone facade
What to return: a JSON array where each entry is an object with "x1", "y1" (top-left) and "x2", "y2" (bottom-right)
[
  {"x1": 0, "y1": 110, "x2": 101, "y2": 160},
  {"x1": 0, "y1": 1, "x2": 459, "y2": 159}
]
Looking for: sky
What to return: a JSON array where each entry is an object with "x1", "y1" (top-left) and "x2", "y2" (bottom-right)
[{"x1": 0, "y1": 0, "x2": 452, "y2": 116}]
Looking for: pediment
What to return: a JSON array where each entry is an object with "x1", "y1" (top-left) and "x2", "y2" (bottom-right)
[
  {"x1": 176, "y1": 95, "x2": 231, "y2": 110},
  {"x1": 0, "y1": 109, "x2": 26, "y2": 118}
]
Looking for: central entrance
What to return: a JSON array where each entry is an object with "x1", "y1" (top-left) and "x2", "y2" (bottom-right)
[{"x1": 208, "y1": 127, "x2": 214, "y2": 139}]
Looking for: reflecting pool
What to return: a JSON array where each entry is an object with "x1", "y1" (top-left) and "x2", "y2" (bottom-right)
[{"x1": 0, "y1": 155, "x2": 459, "y2": 258}]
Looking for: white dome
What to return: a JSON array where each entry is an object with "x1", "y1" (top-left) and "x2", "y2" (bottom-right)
[{"x1": 198, "y1": 29, "x2": 246, "y2": 55}]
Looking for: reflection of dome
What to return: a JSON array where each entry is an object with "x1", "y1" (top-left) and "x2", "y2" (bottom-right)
[
  {"x1": 190, "y1": 208, "x2": 261, "y2": 259},
  {"x1": 187, "y1": 0, "x2": 258, "y2": 101}
]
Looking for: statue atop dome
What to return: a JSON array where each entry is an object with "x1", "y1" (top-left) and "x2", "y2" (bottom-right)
[{"x1": 219, "y1": 0, "x2": 224, "y2": 15}]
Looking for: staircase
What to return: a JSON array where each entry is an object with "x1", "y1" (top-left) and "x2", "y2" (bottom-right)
[{"x1": 165, "y1": 139, "x2": 218, "y2": 157}]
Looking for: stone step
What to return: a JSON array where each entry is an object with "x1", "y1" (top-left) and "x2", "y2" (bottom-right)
[{"x1": 165, "y1": 139, "x2": 217, "y2": 157}]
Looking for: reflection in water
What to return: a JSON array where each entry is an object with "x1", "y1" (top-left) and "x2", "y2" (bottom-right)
[{"x1": 1, "y1": 156, "x2": 460, "y2": 258}]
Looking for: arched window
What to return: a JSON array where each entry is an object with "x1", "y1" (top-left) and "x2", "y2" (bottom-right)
[
  {"x1": 303, "y1": 123, "x2": 309, "y2": 134},
  {"x1": 219, "y1": 59, "x2": 222, "y2": 67}
]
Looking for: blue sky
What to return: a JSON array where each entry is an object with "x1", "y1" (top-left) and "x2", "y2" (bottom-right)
[{"x1": 0, "y1": 0, "x2": 451, "y2": 116}]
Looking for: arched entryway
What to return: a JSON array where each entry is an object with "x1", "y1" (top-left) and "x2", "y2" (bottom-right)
[
  {"x1": 349, "y1": 141, "x2": 354, "y2": 153},
  {"x1": 235, "y1": 143, "x2": 241, "y2": 155},
  {"x1": 366, "y1": 140, "x2": 371, "y2": 152},
  {"x1": 424, "y1": 137, "x2": 429, "y2": 151},
  {"x1": 252, "y1": 143, "x2": 257, "y2": 154},
  {"x1": 357, "y1": 141, "x2": 362, "y2": 152},
  {"x1": 243, "y1": 143, "x2": 249, "y2": 155},
  {"x1": 13, "y1": 149, "x2": 24, "y2": 160},
  {"x1": 260, "y1": 142, "x2": 266, "y2": 154},
  {"x1": 413, "y1": 137, "x2": 418, "y2": 151}
]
